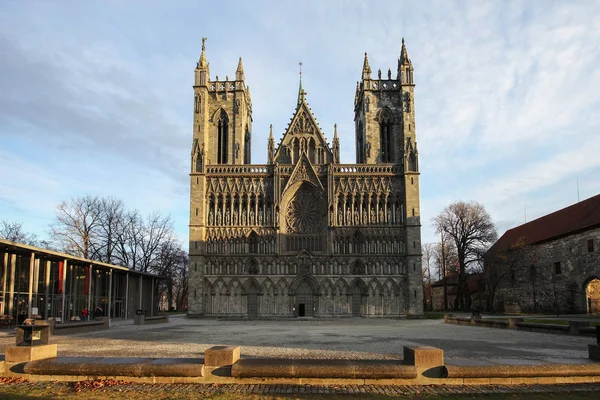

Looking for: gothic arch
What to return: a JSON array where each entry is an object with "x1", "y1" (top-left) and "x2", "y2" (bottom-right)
[
  {"x1": 351, "y1": 259, "x2": 366, "y2": 275},
  {"x1": 320, "y1": 278, "x2": 334, "y2": 294},
  {"x1": 276, "y1": 278, "x2": 289, "y2": 295},
  {"x1": 246, "y1": 258, "x2": 259, "y2": 275},
  {"x1": 290, "y1": 274, "x2": 320, "y2": 295},
  {"x1": 375, "y1": 106, "x2": 396, "y2": 123},
  {"x1": 368, "y1": 278, "x2": 383, "y2": 293},
  {"x1": 335, "y1": 278, "x2": 350, "y2": 294},
  {"x1": 243, "y1": 277, "x2": 261, "y2": 295},
  {"x1": 213, "y1": 278, "x2": 228, "y2": 295},
  {"x1": 261, "y1": 277, "x2": 275, "y2": 293},
  {"x1": 349, "y1": 278, "x2": 367, "y2": 294},
  {"x1": 209, "y1": 107, "x2": 230, "y2": 123}
]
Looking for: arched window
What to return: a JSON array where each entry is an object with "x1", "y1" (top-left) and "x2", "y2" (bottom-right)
[
  {"x1": 408, "y1": 153, "x2": 417, "y2": 172},
  {"x1": 247, "y1": 258, "x2": 259, "y2": 275},
  {"x1": 244, "y1": 127, "x2": 251, "y2": 164},
  {"x1": 217, "y1": 110, "x2": 229, "y2": 164},
  {"x1": 380, "y1": 118, "x2": 393, "y2": 163},
  {"x1": 248, "y1": 231, "x2": 259, "y2": 253}
]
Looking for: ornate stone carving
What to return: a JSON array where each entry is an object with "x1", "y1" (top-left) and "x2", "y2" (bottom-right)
[{"x1": 286, "y1": 186, "x2": 323, "y2": 234}]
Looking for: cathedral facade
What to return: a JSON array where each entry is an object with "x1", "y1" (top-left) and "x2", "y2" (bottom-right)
[{"x1": 188, "y1": 39, "x2": 423, "y2": 318}]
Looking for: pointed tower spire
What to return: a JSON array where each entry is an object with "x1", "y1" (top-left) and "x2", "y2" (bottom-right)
[
  {"x1": 332, "y1": 123, "x2": 340, "y2": 163},
  {"x1": 398, "y1": 38, "x2": 414, "y2": 84},
  {"x1": 195, "y1": 37, "x2": 209, "y2": 86},
  {"x1": 236, "y1": 57, "x2": 245, "y2": 81},
  {"x1": 267, "y1": 124, "x2": 275, "y2": 164},
  {"x1": 297, "y1": 61, "x2": 305, "y2": 107},
  {"x1": 198, "y1": 37, "x2": 208, "y2": 67},
  {"x1": 400, "y1": 37, "x2": 411, "y2": 65},
  {"x1": 362, "y1": 52, "x2": 372, "y2": 80}
]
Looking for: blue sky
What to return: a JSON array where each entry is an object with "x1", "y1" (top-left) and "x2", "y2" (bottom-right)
[{"x1": 1, "y1": 0, "x2": 599, "y2": 247}]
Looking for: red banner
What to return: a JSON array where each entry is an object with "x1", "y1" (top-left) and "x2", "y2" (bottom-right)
[
  {"x1": 57, "y1": 261, "x2": 64, "y2": 294},
  {"x1": 84, "y1": 266, "x2": 90, "y2": 295}
]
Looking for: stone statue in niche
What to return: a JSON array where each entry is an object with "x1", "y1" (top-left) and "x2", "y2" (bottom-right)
[
  {"x1": 250, "y1": 210, "x2": 255, "y2": 225},
  {"x1": 266, "y1": 211, "x2": 272, "y2": 225},
  {"x1": 258, "y1": 210, "x2": 263, "y2": 225},
  {"x1": 337, "y1": 210, "x2": 342, "y2": 225},
  {"x1": 217, "y1": 211, "x2": 222, "y2": 225},
  {"x1": 379, "y1": 209, "x2": 384, "y2": 223},
  {"x1": 242, "y1": 209, "x2": 247, "y2": 225},
  {"x1": 225, "y1": 210, "x2": 230, "y2": 225},
  {"x1": 235, "y1": 99, "x2": 241, "y2": 114},
  {"x1": 370, "y1": 209, "x2": 376, "y2": 223},
  {"x1": 354, "y1": 210, "x2": 359, "y2": 224},
  {"x1": 346, "y1": 209, "x2": 351, "y2": 225},
  {"x1": 234, "y1": 210, "x2": 239, "y2": 225},
  {"x1": 363, "y1": 212, "x2": 368, "y2": 225},
  {"x1": 387, "y1": 208, "x2": 392, "y2": 224},
  {"x1": 208, "y1": 210, "x2": 214, "y2": 225},
  {"x1": 194, "y1": 95, "x2": 200, "y2": 113}
]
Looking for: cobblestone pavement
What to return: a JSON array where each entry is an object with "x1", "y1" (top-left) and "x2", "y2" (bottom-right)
[{"x1": 2, "y1": 381, "x2": 600, "y2": 397}]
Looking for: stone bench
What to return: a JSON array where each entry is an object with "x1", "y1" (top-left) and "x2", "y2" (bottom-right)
[
  {"x1": 231, "y1": 359, "x2": 417, "y2": 379},
  {"x1": 49, "y1": 317, "x2": 110, "y2": 335},
  {"x1": 23, "y1": 356, "x2": 204, "y2": 377},
  {"x1": 134, "y1": 315, "x2": 169, "y2": 325}
]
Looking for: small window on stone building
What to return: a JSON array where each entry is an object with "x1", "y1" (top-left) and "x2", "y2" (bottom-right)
[
  {"x1": 554, "y1": 262, "x2": 562, "y2": 275},
  {"x1": 588, "y1": 239, "x2": 594, "y2": 253}
]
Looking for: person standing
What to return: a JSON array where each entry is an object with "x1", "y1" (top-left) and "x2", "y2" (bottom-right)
[{"x1": 81, "y1": 307, "x2": 88, "y2": 321}]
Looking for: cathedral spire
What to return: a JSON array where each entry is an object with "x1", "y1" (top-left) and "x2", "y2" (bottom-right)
[
  {"x1": 362, "y1": 52, "x2": 372, "y2": 80},
  {"x1": 236, "y1": 57, "x2": 245, "y2": 81},
  {"x1": 399, "y1": 37, "x2": 411, "y2": 66},
  {"x1": 397, "y1": 38, "x2": 414, "y2": 84},
  {"x1": 195, "y1": 37, "x2": 210, "y2": 86},
  {"x1": 332, "y1": 123, "x2": 340, "y2": 163},
  {"x1": 297, "y1": 61, "x2": 305, "y2": 107},
  {"x1": 198, "y1": 37, "x2": 208, "y2": 68},
  {"x1": 267, "y1": 124, "x2": 275, "y2": 164}
]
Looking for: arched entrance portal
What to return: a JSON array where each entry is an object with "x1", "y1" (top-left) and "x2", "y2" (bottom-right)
[
  {"x1": 586, "y1": 278, "x2": 600, "y2": 314},
  {"x1": 295, "y1": 281, "x2": 314, "y2": 317}
]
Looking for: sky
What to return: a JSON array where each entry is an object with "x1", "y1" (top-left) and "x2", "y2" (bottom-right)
[{"x1": 1, "y1": 0, "x2": 599, "y2": 248}]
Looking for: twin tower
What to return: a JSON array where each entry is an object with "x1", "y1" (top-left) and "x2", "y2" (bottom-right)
[{"x1": 188, "y1": 39, "x2": 423, "y2": 318}]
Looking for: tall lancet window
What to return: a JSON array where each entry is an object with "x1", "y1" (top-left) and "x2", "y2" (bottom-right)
[
  {"x1": 217, "y1": 110, "x2": 229, "y2": 164},
  {"x1": 380, "y1": 118, "x2": 393, "y2": 163},
  {"x1": 244, "y1": 127, "x2": 251, "y2": 164},
  {"x1": 357, "y1": 121, "x2": 365, "y2": 163}
]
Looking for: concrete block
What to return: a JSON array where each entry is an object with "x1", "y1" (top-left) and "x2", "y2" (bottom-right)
[
  {"x1": 204, "y1": 346, "x2": 240, "y2": 367},
  {"x1": 589, "y1": 344, "x2": 600, "y2": 361},
  {"x1": 403, "y1": 346, "x2": 444, "y2": 368},
  {"x1": 5, "y1": 344, "x2": 57, "y2": 363},
  {"x1": 508, "y1": 317, "x2": 523, "y2": 329}
]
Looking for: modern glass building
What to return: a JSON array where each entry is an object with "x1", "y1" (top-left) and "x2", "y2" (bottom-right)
[{"x1": 0, "y1": 239, "x2": 159, "y2": 321}]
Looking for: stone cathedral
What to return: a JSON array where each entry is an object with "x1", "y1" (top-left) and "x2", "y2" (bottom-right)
[{"x1": 188, "y1": 39, "x2": 423, "y2": 318}]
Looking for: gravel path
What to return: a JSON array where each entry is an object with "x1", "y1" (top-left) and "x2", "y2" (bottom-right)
[{"x1": 0, "y1": 316, "x2": 595, "y2": 365}]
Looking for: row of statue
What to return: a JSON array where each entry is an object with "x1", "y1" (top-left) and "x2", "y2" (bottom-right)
[
  {"x1": 334, "y1": 205, "x2": 402, "y2": 226},
  {"x1": 208, "y1": 207, "x2": 272, "y2": 226},
  {"x1": 333, "y1": 238, "x2": 405, "y2": 255}
]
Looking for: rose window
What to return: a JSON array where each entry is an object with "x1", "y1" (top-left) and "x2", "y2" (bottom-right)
[{"x1": 286, "y1": 186, "x2": 322, "y2": 234}]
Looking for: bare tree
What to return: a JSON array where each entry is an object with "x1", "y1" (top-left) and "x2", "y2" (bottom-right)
[
  {"x1": 91, "y1": 197, "x2": 126, "y2": 264},
  {"x1": 422, "y1": 243, "x2": 434, "y2": 311},
  {"x1": 50, "y1": 195, "x2": 101, "y2": 259},
  {"x1": 0, "y1": 220, "x2": 39, "y2": 245},
  {"x1": 434, "y1": 201, "x2": 497, "y2": 310}
]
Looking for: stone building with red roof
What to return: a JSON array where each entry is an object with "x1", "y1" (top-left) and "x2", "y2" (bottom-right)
[{"x1": 484, "y1": 194, "x2": 600, "y2": 314}]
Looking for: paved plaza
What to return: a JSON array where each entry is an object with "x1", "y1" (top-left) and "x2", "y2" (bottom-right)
[{"x1": 1, "y1": 315, "x2": 595, "y2": 367}]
